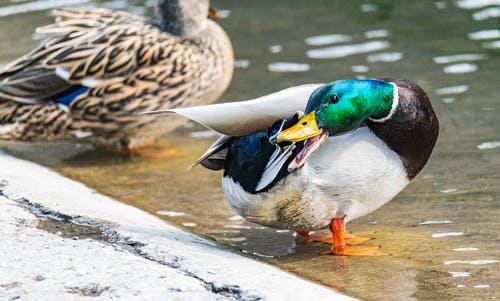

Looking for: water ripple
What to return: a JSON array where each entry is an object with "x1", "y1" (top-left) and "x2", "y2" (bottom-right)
[
  {"x1": 218, "y1": 10, "x2": 231, "y2": 19},
  {"x1": 304, "y1": 34, "x2": 352, "y2": 46},
  {"x1": 444, "y1": 260, "x2": 499, "y2": 265},
  {"x1": 367, "y1": 52, "x2": 403, "y2": 62},
  {"x1": 482, "y1": 40, "x2": 500, "y2": 49},
  {"x1": 156, "y1": 211, "x2": 186, "y2": 217},
  {"x1": 432, "y1": 232, "x2": 464, "y2": 238},
  {"x1": 0, "y1": 0, "x2": 90, "y2": 17},
  {"x1": 435, "y1": 85, "x2": 469, "y2": 95},
  {"x1": 190, "y1": 130, "x2": 218, "y2": 138},
  {"x1": 268, "y1": 62, "x2": 310, "y2": 72},
  {"x1": 473, "y1": 284, "x2": 491, "y2": 288},
  {"x1": 224, "y1": 225, "x2": 252, "y2": 229},
  {"x1": 468, "y1": 29, "x2": 500, "y2": 40},
  {"x1": 473, "y1": 7, "x2": 500, "y2": 21},
  {"x1": 352, "y1": 65, "x2": 370, "y2": 73},
  {"x1": 456, "y1": 0, "x2": 500, "y2": 9},
  {"x1": 269, "y1": 45, "x2": 283, "y2": 53},
  {"x1": 360, "y1": 3, "x2": 379, "y2": 12},
  {"x1": 443, "y1": 63, "x2": 478, "y2": 74},
  {"x1": 433, "y1": 54, "x2": 486, "y2": 64},
  {"x1": 364, "y1": 29, "x2": 390, "y2": 39},
  {"x1": 253, "y1": 252, "x2": 274, "y2": 258},
  {"x1": 306, "y1": 40, "x2": 390, "y2": 59},
  {"x1": 477, "y1": 141, "x2": 500, "y2": 149},
  {"x1": 453, "y1": 247, "x2": 480, "y2": 251},
  {"x1": 419, "y1": 220, "x2": 453, "y2": 225},
  {"x1": 435, "y1": 1, "x2": 447, "y2": 9},
  {"x1": 234, "y1": 59, "x2": 250, "y2": 69},
  {"x1": 449, "y1": 271, "x2": 471, "y2": 277}
]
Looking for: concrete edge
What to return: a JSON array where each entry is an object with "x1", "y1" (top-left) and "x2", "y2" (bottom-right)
[{"x1": 0, "y1": 151, "x2": 358, "y2": 301}]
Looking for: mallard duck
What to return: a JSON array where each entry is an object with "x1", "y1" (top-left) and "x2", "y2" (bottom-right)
[
  {"x1": 145, "y1": 78, "x2": 439, "y2": 256},
  {"x1": 0, "y1": 0, "x2": 233, "y2": 156}
]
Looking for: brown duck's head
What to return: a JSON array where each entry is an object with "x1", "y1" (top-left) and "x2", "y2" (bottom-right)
[{"x1": 156, "y1": 0, "x2": 211, "y2": 36}]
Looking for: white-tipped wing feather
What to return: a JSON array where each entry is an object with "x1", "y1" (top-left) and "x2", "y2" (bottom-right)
[{"x1": 143, "y1": 84, "x2": 322, "y2": 136}]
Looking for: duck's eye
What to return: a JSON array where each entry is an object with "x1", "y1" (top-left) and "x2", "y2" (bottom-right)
[{"x1": 328, "y1": 94, "x2": 340, "y2": 104}]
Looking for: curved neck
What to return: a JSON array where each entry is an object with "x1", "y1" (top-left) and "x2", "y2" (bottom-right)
[
  {"x1": 156, "y1": 0, "x2": 208, "y2": 37},
  {"x1": 367, "y1": 78, "x2": 439, "y2": 180}
]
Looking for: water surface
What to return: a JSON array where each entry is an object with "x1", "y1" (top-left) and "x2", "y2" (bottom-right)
[{"x1": 1, "y1": 1, "x2": 499, "y2": 300}]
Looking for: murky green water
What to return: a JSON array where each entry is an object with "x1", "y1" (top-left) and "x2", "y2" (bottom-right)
[{"x1": 1, "y1": 0, "x2": 499, "y2": 300}]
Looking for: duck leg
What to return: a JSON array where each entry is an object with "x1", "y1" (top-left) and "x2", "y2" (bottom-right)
[
  {"x1": 323, "y1": 218, "x2": 387, "y2": 256},
  {"x1": 120, "y1": 139, "x2": 178, "y2": 158},
  {"x1": 296, "y1": 229, "x2": 370, "y2": 246}
]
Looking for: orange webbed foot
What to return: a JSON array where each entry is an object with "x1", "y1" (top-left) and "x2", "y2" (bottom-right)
[
  {"x1": 121, "y1": 140, "x2": 179, "y2": 158},
  {"x1": 344, "y1": 233, "x2": 371, "y2": 246},
  {"x1": 322, "y1": 217, "x2": 388, "y2": 257},
  {"x1": 126, "y1": 147, "x2": 179, "y2": 158}
]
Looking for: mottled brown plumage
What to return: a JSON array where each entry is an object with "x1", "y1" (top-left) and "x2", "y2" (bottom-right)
[{"x1": 0, "y1": 0, "x2": 233, "y2": 147}]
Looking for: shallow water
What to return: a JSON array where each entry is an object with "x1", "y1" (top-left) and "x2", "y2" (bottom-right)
[{"x1": 1, "y1": 0, "x2": 499, "y2": 300}]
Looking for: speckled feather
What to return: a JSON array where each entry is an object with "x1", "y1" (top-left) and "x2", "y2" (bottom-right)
[{"x1": 0, "y1": 6, "x2": 233, "y2": 145}]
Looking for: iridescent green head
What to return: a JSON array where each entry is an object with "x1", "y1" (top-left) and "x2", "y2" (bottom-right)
[
  {"x1": 271, "y1": 79, "x2": 397, "y2": 170},
  {"x1": 305, "y1": 79, "x2": 394, "y2": 133},
  {"x1": 275, "y1": 79, "x2": 396, "y2": 143}
]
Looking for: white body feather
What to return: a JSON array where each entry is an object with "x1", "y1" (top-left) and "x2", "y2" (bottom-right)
[{"x1": 222, "y1": 127, "x2": 409, "y2": 230}]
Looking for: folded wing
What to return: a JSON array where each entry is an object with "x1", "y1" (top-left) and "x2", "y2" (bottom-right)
[{"x1": 143, "y1": 84, "x2": 322, "y2": 136}]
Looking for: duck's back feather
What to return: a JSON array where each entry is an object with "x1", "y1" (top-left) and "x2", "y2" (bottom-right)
[{"x1": 0, "y1": 8, "x2": 194, "y2": 103}]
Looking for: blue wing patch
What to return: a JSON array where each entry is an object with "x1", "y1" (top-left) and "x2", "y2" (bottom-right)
[{"x1": 55, "y1": 86, "x2": 88, "y2": 106}]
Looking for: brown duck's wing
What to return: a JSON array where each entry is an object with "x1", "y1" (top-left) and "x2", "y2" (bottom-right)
[
  {"x1": 0, "y1": 66, "x2": 69, "y2": 104},
  {"x1": 68, "y1": 60, "x2": 202, "y2": 136},
  {"x1": 0, "y1": 8, "x2": 182, "y2": 104}
]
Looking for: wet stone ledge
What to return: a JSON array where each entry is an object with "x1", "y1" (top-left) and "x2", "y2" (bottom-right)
[{"x1": 0, "y1": 151, "x2": 356, "y2": 301}]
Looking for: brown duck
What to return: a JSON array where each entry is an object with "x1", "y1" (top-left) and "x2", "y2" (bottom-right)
[{"x1": 0, "y1": 0, "x2": 233, "y2": 156}]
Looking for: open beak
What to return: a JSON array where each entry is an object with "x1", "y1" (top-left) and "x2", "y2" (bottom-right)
[
  {"x1": 208, "y1": 8, "x2": 221, "y2": 21},
  {"x1": 270, "y1": 111, "x2": 329, "y2": 172},
  {"x1": 274, "y1": 111, "x2": 322, "y2": 143}
]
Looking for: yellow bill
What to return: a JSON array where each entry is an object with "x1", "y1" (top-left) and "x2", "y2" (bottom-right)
[
  {"x1": 275, "y1": 111, "x2": 322, "y2": 143},
  {"x1": 208, "y1": 8, "x2": 221, "y2": 21}
]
